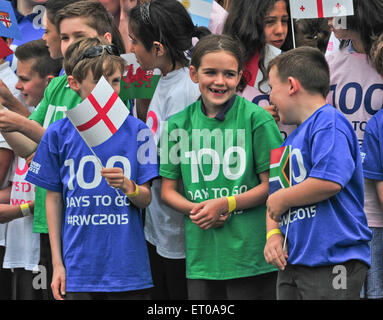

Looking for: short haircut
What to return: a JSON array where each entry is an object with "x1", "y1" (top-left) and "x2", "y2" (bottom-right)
[
  {"x1": 370, "y1": 33, "x2": 383, "y2": 76},
  {"x1": 64, "y1": 37, "x2": 125, "y2": 83},
  {"x1": 55, "y1": 0, "x2": 125, "y2": 54},
  {"x1": 45, "y1": 0, "x2": 84, "y2": 26},
  {"x1": 268, "y1": 46, "x2": 330, "y2": 98},
  {"x1": 15, "y1": 39, "x2": 62, "y2": 78}
]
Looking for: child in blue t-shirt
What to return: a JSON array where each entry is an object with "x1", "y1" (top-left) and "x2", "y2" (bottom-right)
[
  {"x1": 25, "y1": 37, "x2": 158, "y2": 300},
  {"x1": 265, "y1": 46, "x2": 371, "y2": 300}
]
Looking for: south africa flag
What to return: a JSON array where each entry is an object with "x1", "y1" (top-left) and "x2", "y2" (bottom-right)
[{"x1": 269, "y1": 146, "x2": 291, "y2": 195}]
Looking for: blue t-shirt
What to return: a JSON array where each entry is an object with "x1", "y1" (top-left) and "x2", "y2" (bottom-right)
[
  {"x1": 5, "y1": 1, "x2": 45, "y2": 71},
  {"x1": 361, "y1": 108, "x2": 383, "y2": 181},
  {"x1": 25, "y1": 115, "x2": 158, "y2": 292},
  {"x1": 280, "y1": 104, "x2": 371, "y2": 267}
]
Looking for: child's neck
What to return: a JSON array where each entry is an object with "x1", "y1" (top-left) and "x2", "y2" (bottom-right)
[
  {"x1": 17, "y1": 1, "x2": 34, "y2": 16},
  {"x1": 202, "y1": 97, "x2": 228, "y2": 119},
  {"x1": 295, "y1": 94, "x2": 327, "y2": 125},
  {"x1": 160, "y1": 60, "x2": 183, "y2": 76}
]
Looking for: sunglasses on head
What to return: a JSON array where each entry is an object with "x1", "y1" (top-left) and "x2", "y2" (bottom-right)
[{"x1": 73, "y1": 45, "x2": 120, "y2": 68}]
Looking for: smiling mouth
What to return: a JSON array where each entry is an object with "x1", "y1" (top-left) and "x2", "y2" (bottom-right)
[{"x1": 209, "y1": 88, "x2": 227, "y2": 94}]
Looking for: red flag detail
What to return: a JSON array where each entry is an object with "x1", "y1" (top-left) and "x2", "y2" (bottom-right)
[
  {"x1": 317, "y1": 0, "x2": 324, "y2": 18},
  {"x1": 77, "y1": 91, "x2": 119, "y2": 134}
]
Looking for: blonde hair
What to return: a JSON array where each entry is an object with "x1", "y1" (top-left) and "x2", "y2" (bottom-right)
[{"x1": 64, "y1": 37, "x2": 125, "y2": 83}]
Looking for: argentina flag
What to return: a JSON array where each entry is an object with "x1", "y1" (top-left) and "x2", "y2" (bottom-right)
[{"x1": 178, "y1": 0, "x2": 213, "y2": 28}]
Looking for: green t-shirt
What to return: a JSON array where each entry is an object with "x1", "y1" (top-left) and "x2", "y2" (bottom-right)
[
  {"x1": 159, "y1": 95, "x2": 283, "y2": 280},
  {"x1": 29, "y1": 75, "x2": 82, "y2": 233},
  {"x1": 29, "y1": 75, "x2": 130, "y2": 233}
]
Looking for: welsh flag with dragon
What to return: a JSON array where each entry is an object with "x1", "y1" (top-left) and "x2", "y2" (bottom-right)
[{"x1": 119, "y1": 53, "x2": 161, "y2": 100}]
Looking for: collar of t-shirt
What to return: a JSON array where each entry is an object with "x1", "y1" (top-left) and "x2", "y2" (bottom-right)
[
  {"x1": 200, "y1": 94, "x2": 237, "y2": 121},
  {"x1": 11, "y1": 0, "x2": 40, "y2": 23}
]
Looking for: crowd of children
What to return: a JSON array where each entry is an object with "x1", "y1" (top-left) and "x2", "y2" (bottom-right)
[{"x1": 0, "y1": 0, "x2": 382, "y2": 301}]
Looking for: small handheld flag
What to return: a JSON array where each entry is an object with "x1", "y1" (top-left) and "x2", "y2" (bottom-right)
[
  {"x1": 120, "y1": 53, "x2": 160, "y2": 99},
  {"x1": 0, "y1": 37, "x2": 13, "y2": 59},
  {"x1": 0, "y1": 0, "x2": 22, "y2": 40},
  {"x1": 269, "y1": 145, "x2": 292, "y2": 251},
  {"x1": 269, "y1": 146, "x2": 291, "y2": 194},
  {"x1": 178, "y1": 0, "x2": 213, "y2": 28},
  {"x1": 289, "y1": 0, "x2": 354, "y2": 19},
  {"x1": 66, "y1": 76, "x2": 130, "y2": 148}
]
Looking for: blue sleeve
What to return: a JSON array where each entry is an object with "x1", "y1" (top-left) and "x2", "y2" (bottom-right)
[
  {"x1": 25, "y1": 127, "x2": 62, "y2": 192},
  {"x1": 309, "y1": 127, "x2": 356, "y2": 187},
  {"x1": 361, "y1": 117, "x2": 383, "y2": 180},
  {"x1": 136, "y1": 124, "x2": 159, "y2": 185}
]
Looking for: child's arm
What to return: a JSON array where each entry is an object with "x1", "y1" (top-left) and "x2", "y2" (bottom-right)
[
  {"x1": 375, "y1": 180, "x2": 383, "y2": 210},
  {"x1": 0, "y1": 201, "x2": 34, "y2": 224},
  {"x1": 161, "y1": 177, "x2": 196, "y2": 215},
  {"x1": 46, "y1": 190, "x2": 66, "y2": 300},
  {"x1": 267, "y1": 177, "x2": 342, "y2": 222},
  {"x1": 264, "y1": 213, "x2": 288, "y2": 270},
  {"x1": 101, "y1": 167, "x2": 152, "y2": 209},
  {"x1": 0, "y1": 80, "x2": 31, "y2": 118},
  {"x1": 190, "y1": 171, "x2": 270, "y2": 230}
]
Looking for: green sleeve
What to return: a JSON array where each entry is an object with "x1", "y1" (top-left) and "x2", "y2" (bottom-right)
[
  {"x1": 159, "y1": 119, "x2": 182, "y2": 180},
  {"x1": 253, "y1": 116, "x2": 284, "y2": 174}
]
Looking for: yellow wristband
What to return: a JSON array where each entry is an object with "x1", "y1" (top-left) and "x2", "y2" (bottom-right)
[
  {"x1": 266, "y1": 228, "x2": 282, "y2": 240},
  {"x1": 126, "y1": 181, "x2": 139, "y2": 198},
  {"x1": 20, "y1": 203, "x2": 32, "y2": 217},
  {"x1": 227, "y1": 196, "x2": 236, "y2": 213}
]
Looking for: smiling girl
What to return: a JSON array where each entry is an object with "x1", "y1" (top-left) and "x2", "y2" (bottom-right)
[
  {"x1": 128, "y1": 0, "x2": 210, "y2": 300},
  {"x1": 160, "y1": 34, "x2": 283, "y2": 300}
]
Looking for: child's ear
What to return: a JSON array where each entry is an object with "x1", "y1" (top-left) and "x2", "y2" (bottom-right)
[
  {"x1": 46, "y1": 75, "x2": 55, "y2": 85},
  {"x1": 103, "y1": 32, "x2": 112, "y2": 44},
  {"x1": 152, "y1": 41, "x2": 165, "y2": 57},
  {"x1": 67, "y1": 75, "x2": 81, "y2": 92},
  {"x1": 189, "y1": 65, "x2": 199, "y2": 84},
  {"x1": 287, "y1": 76, "x2": 300, "y2": 95}
]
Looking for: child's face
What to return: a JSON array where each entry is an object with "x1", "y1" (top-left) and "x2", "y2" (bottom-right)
[
  {"x1": 268, "y1": 65, "x2": 294, "y2": 124},
  {"x1": 42, "y1": 11, "x2": 62, "y2": 59},
  {"x1": 15, "y1": 59, "x2": 50, "y2": 106},
  {"x1": 128, "y1": 29, "x2": 156, "y2": 70},
  {"x1": 78, "y1": 68, "x2": 122, "y2": 100},
  {"x1": 190, "y1": 51, "x2": 242, "y2": 112},
  {"x1": 264, "y1": 0, "x2": 289, "y2": 49},
  {"x1": 60, "y1": 17, "x2": 100, "y2": 56}
]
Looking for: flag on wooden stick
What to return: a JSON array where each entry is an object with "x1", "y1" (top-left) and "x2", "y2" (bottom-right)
[
  {"x1": 289, "y1": 0, "x2": 354, "y2": 19},
  {"x1": 66, "y1": 76, "x2": 130, "y2": 148}
]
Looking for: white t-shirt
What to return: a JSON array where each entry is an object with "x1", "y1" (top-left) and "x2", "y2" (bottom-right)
[
  {"x1": 145, "y1": 67, "x2": 200, "y2": 259},
  {"x1": 0, "y1": 61, "x2": 20, "y2": 247},
  {"x1": 327, "y1": 44, "x2": 383, "y2": 227},
  {"x1": 3, "y1": 157, "x2": 39, "y2": 271}
]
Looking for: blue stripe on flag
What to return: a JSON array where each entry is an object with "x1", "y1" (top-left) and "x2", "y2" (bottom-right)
[{"x1": 189, "y1": 14, "x2": 210, "y2": 28}]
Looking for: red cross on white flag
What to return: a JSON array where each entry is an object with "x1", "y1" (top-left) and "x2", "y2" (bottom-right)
[
  {"x1": 66, "y1": 76, "x2": 130, "y2": 147},
  {"x1": 289, "y1": 0, "x2": 354, "y2": 19}
]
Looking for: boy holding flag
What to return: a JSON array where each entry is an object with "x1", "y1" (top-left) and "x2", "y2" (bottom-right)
[
  {"x1": 25, "y1": 37, "x2": 158, "y2": 300},
  {"x1": 264, "y1": 46, "x2": 371, "y2": 300}
]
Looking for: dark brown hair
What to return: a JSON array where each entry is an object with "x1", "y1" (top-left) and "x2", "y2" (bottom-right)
[{"x1": 268, "y1": 46, "x2": 330, "y2": 98}]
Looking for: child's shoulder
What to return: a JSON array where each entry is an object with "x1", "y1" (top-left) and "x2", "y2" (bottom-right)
[{"x1": 236, "y1": 96, "x2": 275, "y2": 123}]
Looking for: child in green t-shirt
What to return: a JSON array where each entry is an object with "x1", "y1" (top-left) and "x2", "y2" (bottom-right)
[{"x1": 160, "y1": 34, "x2": 283, "y2": 300}]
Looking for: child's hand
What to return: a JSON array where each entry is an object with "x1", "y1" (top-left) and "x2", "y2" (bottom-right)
[
  {"x1": 264, "y1": 233, "x2": 288, "y2": 270},
  {"x1": 211, "y1": 212, "x2": 230, "y2": 229},
  {"x1": 51, "y1": 263, "x2": 66, "y2": 300},
  {"x1": 266, "y1": 189, "x2": 290, "y2": 222},
  {"x1": 101, "y1": 167, "x2": 134, "y2": 194},
  {"x1": 0, "y1": 109, "x2": 22, "y2": 132},
  {"x1": 0, "y1": 80, "x2": 15, "y2": 108},
  {"x1": 264, "y1": 105, "x2": 280, "y2": 122},
  {"x1": 190, "y1": 198, "x2": 228, "y2": 230}
]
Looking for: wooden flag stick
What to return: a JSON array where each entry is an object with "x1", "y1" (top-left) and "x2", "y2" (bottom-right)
[
  {"x1": 283, "y1": 146, "x2": 292, "y2": 252},
  {"x1": 291, "y1": 16, "x2": 296, "y2": 48}
]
